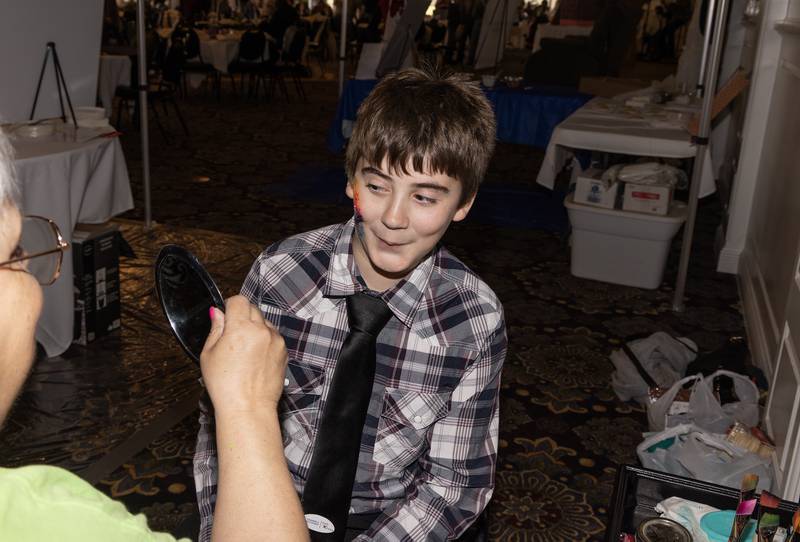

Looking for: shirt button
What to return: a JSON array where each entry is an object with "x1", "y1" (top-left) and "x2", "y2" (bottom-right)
[
  {"x1": 413, "y1": 415, "x2": 423, "y2": 423},
  {"x1": 284, "y1": 378, "x2": 290, "y2": 387}
]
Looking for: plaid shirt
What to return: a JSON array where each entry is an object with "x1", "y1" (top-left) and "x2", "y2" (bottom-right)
[{"x1": 194, "y1": 219, "x2": 506, "y2": 541}]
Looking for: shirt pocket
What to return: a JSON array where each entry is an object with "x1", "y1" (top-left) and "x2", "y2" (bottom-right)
[
  {"x1": 280, "y1": 361, "x2": 325, "y2": 456},
  {"x1": 372, "y1": 387, "x2": 451, "y2": 473}
]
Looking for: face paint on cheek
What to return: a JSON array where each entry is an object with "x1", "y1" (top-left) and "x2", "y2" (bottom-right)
[
  {"x1": 352, "y1": 186, "x2": 366, "y2": 238},
  {"x1": 353, "y1": 186, "x2": 363, "y2": 221}
]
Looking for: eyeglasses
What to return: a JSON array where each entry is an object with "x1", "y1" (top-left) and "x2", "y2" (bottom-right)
[{"x1": 0, "y1": 216, "x2": 70, "y2": 285}]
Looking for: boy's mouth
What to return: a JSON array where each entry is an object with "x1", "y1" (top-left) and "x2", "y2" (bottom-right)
[{"x1": 376, "y1": 236, "x2": 406, "y2": 248}]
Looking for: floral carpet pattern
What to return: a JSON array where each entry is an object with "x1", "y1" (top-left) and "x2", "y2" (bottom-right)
[{"x1": 2, "y1": 81, "x2": 745, "y2": 541}]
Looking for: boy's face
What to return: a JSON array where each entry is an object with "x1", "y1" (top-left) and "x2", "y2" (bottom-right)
[{"x1": 346, "y1": 158, "x2": 474, "y2": 291}]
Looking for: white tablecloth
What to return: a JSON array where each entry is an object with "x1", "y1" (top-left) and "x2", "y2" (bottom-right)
[
  {"x1": 98, "y1": 54, "x2": 132, "y2": 117},
  {"x1": 198, "y1": 34, "x2": 241, "y2": 73},
  {"x1": 536, "y1": 97, "x2": 716, "y2": 198},
  {"x1": 532, "y1": 23, "x2": 594, "y2": 53},
  {"x1": 12, "y1": 132, "x2": 133, "y2": 357}
]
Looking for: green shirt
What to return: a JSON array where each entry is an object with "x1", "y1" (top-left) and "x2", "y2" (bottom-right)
[{"x1": 0, "y1": 465, "x2": 188, "y2": 542}]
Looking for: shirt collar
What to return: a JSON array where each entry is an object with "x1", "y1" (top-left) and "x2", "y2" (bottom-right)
[{"x1": 323, "y1": 218, "x2": 435, "y2": 328}]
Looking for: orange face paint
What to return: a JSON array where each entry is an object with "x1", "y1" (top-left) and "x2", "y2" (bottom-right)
[
  {"x1": 353, "y1": 185, "x2": 363, "y2": 219},
  {"x1": 352, "y1": 185, "x2": 365, "y2": 239}
]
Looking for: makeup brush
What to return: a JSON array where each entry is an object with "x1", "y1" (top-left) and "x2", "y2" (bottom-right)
[
  {"x1": 757, "y1": 493, "x2": 781, "y2": 542},
  {"x1": 757, "y1": 513, "x2": 781, "y2": 542},
  {"x1": 786, "y1": 507, "x2": 800, "y2": 542},
  {"x1": 728, "y1": 474, "x2": 760, "y2": 542}
]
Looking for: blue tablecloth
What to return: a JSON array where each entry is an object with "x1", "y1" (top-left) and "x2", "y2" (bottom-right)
[{"x1": 327, "y1": 79, "x2": 592, "y2": 152}]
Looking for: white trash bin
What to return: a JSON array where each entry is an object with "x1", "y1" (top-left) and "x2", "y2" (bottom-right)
[{"x1": 564, "y1": 194, "x2": 688, "y2": 289}]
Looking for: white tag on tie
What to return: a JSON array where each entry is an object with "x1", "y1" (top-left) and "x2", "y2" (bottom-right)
[{"x1": 305, "y1": 514, "x2": 336, "y2": 533}]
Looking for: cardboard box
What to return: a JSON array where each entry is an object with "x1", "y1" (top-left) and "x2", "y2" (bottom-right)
[
  {"x1": 72, "y1": 223, "x2": 121, "y2": 345},
  {"x1": 622, "y1": 182, "x2": 672, "y2": 216},
  {"x1": 573, "y1": 168, "x2": 620, "y2": 209},
  {"x1": 578, "y1": 76, "x2": 652, "y2": 98}
]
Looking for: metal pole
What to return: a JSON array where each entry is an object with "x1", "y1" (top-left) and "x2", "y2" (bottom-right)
[
  {"x1": 339, "y1": 0, "x2": 348, "y2": 96},
  {"x1": 672, "y1": 0, "x2": 730, "y2": 312},
  {"x1": 137, "y1": 0, "x2": 153, "y2": 228},
  {"x1": 696, "y1": 0, "x2": 718, "y2": 97}
]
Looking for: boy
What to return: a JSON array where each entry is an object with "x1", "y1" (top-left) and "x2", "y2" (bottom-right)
[{"x1": 195, "y1": 67, "x2": 507, "y2": 541}]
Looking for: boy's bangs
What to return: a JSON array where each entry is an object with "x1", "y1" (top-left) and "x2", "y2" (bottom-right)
[{"x1": 362, "y1": 132, "x2": 468, "y2": 186}]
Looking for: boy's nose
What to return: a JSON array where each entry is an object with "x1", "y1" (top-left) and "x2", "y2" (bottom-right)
[{"x1": 381, "y1": 197, "x2": 408, "y2": 230}]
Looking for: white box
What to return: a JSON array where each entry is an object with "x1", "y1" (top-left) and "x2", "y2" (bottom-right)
[
  {"x1": 564, "y1": 194, "x2": 687, "y2": 289},
  {"x1": 574, "y1": 169, "x2": 619, "y2": 209},
  {"x1": 622, "y1": 182, "x2": 672, "y2": 215}
]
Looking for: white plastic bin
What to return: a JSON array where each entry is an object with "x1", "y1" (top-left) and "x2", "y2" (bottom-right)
[{"x1": 564, "y1": 194, "x2": 688, "y2": 289}]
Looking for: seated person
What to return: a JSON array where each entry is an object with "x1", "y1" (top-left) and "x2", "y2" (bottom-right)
[
  {"x1": 194, "y1": 67, "x2": 507, "y2": 541},
  {"x1": 0, "y1": 132, "x2": 308, "y2": 542},
  {"x1": 260, "y1": 0, "x2": 300, "y2": 47}
]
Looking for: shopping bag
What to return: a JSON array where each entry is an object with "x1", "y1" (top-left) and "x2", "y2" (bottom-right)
[
  {"x1": 610, "y1": 332, "x2": 698, "y2": 405},
  {"x1": 647, "y1": 370, "x2": 759, "y2": 433},
  {"x1": 637, "y1": 424, "x2": 772, "y2": 492}
]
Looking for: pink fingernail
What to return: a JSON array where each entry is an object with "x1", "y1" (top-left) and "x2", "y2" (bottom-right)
[{"x1": 209, "y1": 307, "x2": 215, "y2": 320}]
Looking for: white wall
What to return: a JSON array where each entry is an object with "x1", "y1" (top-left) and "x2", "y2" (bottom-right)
[
  {"x1": 717, "y1": 0, "x2": 789, "y2": 274},
  {"x1": 0, "y1": 0, "x2": 104, "y2": 123},
  {"x1": 732, "y1": 0, "x2": 800, "y2": 497}
]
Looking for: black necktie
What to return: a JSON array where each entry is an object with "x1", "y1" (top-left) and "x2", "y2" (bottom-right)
[{"x1": 302, "y1": 292, "x2": 393, "y2": 541}]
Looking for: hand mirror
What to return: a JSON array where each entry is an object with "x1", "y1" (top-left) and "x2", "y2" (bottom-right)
[{"x1": 154, "y1": 245, "x2": 225, "y2": 364}]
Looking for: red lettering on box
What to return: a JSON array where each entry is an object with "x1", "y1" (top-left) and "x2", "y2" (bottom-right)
[{"x1": 632, "y1": 192, "x2": 660, "y2": 200}]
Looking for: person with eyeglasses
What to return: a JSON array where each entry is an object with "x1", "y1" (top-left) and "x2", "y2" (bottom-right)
[{"x1": 0, "y1": 130, "x2": 310, "y2": 541}]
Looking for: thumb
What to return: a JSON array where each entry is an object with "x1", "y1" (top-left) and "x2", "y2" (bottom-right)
[{"x1": 204, "y1": 306, "x2": 225, "y2": 351}]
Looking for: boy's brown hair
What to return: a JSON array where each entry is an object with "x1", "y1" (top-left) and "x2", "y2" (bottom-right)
[{"x1": 345, "y1": 67, "x2": 496, "y2": 206}]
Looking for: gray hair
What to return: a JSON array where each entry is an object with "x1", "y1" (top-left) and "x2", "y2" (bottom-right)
[{"x1": 0, "y1": 129, "x2": 19, "y2": 206}]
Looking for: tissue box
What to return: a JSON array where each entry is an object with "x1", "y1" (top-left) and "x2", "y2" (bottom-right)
[
  {"x1": 622, "y1": 182, "x2": 672, "y2": 215},
  {"x1": 574, "y1": 169, "x2": 619, "y2": 209},
  {"x1": 72, "y1": 223, "x2": 121, "y2": 345}
]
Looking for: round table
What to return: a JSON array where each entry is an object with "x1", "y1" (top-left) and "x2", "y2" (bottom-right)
[
  {"x1": 11, "y1": 128, "x2": 133, "y2": 357},
  {"x1": 198, "y1": 32, "x2": 243, "y2": 73}
]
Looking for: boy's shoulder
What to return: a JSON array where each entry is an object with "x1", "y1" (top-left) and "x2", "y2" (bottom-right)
[
  {"x1": 426, "y1": 245, "x2": 504, "y2": 340},
  {"x1": 246, "y1": 223, "x2": 342, "y2": 311},
  {"x1": 260, "y1": 222, "x2": 342, "y2": 260}
]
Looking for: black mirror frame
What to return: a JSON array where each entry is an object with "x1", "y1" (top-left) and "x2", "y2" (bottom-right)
[{"x1": 154, "y1": 244, "x2": 226, "y2": 364}]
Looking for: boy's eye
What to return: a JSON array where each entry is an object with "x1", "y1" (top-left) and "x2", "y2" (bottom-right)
[
  {"x1": 11, "y1": 244, "x2": 24, "y2": 260},
  {"x1": 366, "y1": 183, "x2": 387, "y2": 192},
  {"x1": 414, "y1": 194, "x2": 437, "y2": 204}
]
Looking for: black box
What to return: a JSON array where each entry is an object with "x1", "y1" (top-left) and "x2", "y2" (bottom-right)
[
  {"x1": 606, "y1": 466, "x2": 799, "y2": 541},
  {"x1": 72, "y1": 223, "x2": 121, "y2": 345}
]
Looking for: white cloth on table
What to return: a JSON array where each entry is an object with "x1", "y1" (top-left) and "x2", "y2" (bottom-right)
[
  {"x1": 12, "y1": 134, "x2": 133, "y2": 357},
  {"x1": 199, "y1": 34, "x2": 242, "y2": 73},
  {"x1": 536, "y1": 97, "x2": 716, "y2": 198},
  {"x1": 532, "y1": 23, "x2": 593, "y2": 53},
  {"x1": 98, "y1": 54, "x2": 131, "y2": 117}
]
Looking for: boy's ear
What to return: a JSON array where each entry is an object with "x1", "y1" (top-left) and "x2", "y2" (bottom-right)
[
  {"x1": 452, "y1": 194, "x2": 476, "y2": 223},
  {"x1": 345, "y1": 181, "x2": 354, "y2": 200}
]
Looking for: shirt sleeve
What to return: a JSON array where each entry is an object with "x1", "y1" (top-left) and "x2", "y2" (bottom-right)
[
  {"x1": 193, "y1": 257, "x2": 265, "y2": 542},
  {"x1": 356, "y1": 315, "x2": 507, "y2": 541},
  {"x1": 193, "y1": 397, "x2": 218, "y2": 542}
]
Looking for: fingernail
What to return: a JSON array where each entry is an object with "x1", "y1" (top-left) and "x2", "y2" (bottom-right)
[{"x1": 209, "y1": 307, "x2": 215, "y2": 320}]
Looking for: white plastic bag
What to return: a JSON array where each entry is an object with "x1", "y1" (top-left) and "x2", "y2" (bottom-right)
[
  {"x1": 647, "y1": 370, "x2": 760, "y2": 433},
  {"x1": 637, "y1": 424, "x2": 773, "y2": 492},
  {"x1": 610, "y1": 332, "x2": 697, "y2": 405}
]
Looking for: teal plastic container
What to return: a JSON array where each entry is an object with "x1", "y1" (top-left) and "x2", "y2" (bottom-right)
[{"x1": 700, "y1": 510, "x2": 757, "y2": 542}]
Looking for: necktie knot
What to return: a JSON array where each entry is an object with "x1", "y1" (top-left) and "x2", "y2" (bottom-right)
[{"x1": 346, "y1": 292, "x2": 393, "y2": 337}]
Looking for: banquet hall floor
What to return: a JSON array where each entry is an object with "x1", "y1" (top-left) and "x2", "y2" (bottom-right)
[{"x1": 2, "y1": 80, "x2": 745, "y2": 541}]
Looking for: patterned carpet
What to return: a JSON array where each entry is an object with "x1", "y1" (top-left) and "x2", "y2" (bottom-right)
[{"x1": 1, "y1": 80, "x2": 745, "y2": 541}]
